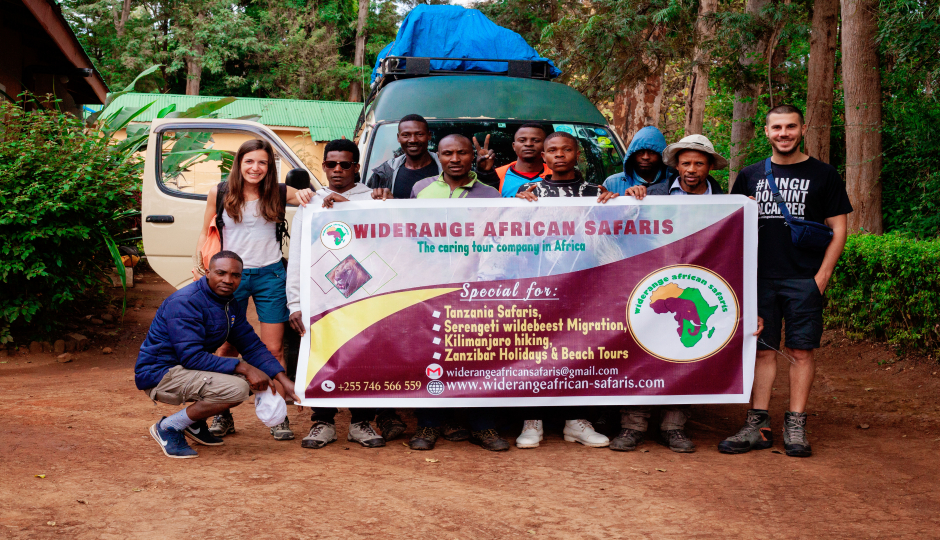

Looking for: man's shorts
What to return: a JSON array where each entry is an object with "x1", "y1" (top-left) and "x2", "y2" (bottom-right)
[
  {"x1": 145, "y1": 366, "x2": 250, "y2": 406},
  {"x1": 757, "y1": 277, "x2": 824, "y2": 351},
  {"x1": 232, "y1": 261, "x2": 289, "y2": 324}
]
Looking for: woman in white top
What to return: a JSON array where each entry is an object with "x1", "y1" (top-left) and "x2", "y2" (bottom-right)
[{"x1": 195, "y1": 139, "x2": 312, "y2": 440}]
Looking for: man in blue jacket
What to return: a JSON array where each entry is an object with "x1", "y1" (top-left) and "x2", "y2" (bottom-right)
[
  {"x1": 136, "y1": 251, "x2": 298, "y2": 459},
  {"x1": 602, "y1": 126, "x2": 675, "y2": 194}
]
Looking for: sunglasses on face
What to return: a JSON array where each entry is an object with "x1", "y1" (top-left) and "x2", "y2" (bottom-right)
[{"x1": 323, "y1": 161, "x2": 355, "y2": 170}]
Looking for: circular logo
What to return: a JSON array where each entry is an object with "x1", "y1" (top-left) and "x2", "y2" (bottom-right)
[
  {"x1": 321, "y1": 380, "x2": 336, "y2": 392},
  {"x1": 627, "y1": 265, "x2": 739, "y2": 363},
  {"x1": 427, "y1": 380, "x2": 445, "y2": 395},
  {"x1": 320, "y1": 221, "x2": 352, "y2": 250},
  {"x1": 425, "y1": 363, "x2": 443, "y2": 380}
]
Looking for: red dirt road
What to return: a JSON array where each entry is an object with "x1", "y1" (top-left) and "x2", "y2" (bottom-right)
[{"x1": 1, "y1": 278, "x2": 939, "y2": 539}]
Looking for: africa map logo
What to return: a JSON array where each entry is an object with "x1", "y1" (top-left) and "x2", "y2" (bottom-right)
[
  {"x1": 320, "y1": 221, "x2": 352, "y2": 250},
  {"x1": 627, "y1": 265, "x2": 739, "y2": 363}
]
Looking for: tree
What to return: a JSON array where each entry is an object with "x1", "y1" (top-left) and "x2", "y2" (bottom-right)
[
  {"x1": 728, "y1": 0, "x2": 772, "y2": 189},
  {"x1": 684, "y1": 0, "x2": 718, "y2": 136},
  {"x1": 805, "y1": 0, "x2": 839, "y2": 163},
  {"x1": 348, "y1": 0, "x2": 370, "y2": 102},
  {"x1": 841, "y1": 0, "x2": 883, "y2": 234}
]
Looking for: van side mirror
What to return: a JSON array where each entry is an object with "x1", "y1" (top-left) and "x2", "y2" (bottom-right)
[{"x1": 285, "y1": 168, "x2": 311, "y2": 190}]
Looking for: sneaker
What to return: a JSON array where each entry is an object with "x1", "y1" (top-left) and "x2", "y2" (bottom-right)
[
  {"x1": 470, "y1": 429, "x2": 510, "y2": 452},
  {"x1": 150, "y1": 418, "x2": 198, "y2": 459},
  {"x1": 609, "y1": 428, "x2": 645, "y2": 452},
  {"x1": 270, "y1": 417, "x2": 294, "y2": 441},
  {"x1": 184, "y1": 419, "x2": 224, "y2": 446},
  {"x1": 563, "y1": 419, "x2": 610, "y2": 448},
  {"x1": 515, "y1": 420, "x2": 544, "y2": 449},
  {"x1": 718, "y1": 409, "x2": 773, "y2": 454},
  {"x1": 376, "y1": 412, "x2": 406, "y2": 441},
  {"x1": 442, "y1": 421, "x2": 470, "y2": 442},
  {"x1": 348, "y1": 421, "x2": 386, "y2": 448},
  {"x1": 783, "y1": 412, "x2": 812, "y2": 457},
  {"x1": 409, "y1": 426, "x2": 440, "y2": 451},
  {"x1": 301, "y1": 421, "x2": 337, "y2": 449},
  {"x1": 208, "y1": 411, "x2": 235, "y2": 437},
  {"x1": 660, "y1": 429, "x2": 696, "y2": 453}
]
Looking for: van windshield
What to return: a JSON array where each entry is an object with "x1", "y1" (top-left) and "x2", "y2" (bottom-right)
[{"x1": 364, "y1": 121, "x2": 624, "y2": 188}]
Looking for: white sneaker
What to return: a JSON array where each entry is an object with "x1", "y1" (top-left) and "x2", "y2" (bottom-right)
[
  {"x1": 563, "y1": 419, "x2": 610, "y2": 447},
  {"x1": 347, "y1": 421, "x2": 386, "y2": 448},
  {"x1": 515, "y1": 419, "x2": 544, "y2": 449}
]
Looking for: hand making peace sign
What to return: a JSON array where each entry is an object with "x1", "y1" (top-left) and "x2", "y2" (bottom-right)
[{"x1": 473, "y1": 135, "x2": 495, "y2": 172}]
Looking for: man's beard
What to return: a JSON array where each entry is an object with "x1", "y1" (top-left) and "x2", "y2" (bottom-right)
[{"x1": 772, "y1": 134, "x2": 803, "y2": 156}]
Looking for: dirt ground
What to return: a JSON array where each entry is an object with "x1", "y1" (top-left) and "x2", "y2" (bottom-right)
[{"x1": 1, "y1": 275, "x2": 939, "y2": 539}]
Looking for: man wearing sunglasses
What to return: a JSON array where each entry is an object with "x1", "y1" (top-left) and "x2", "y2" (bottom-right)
[{"x1": 286, "y1": 138, "x2": 402, "y2": 450}]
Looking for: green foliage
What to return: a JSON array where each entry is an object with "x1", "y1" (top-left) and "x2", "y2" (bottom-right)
[
  {"x1": 0, "y1": 100, "x2": 140, "y2": 341},
  {"x1": 63, "y1": 0, "x2": 404, "y2": 100},
  {"x1": 825, "y1": 233, "x2": 940, "y2": 357}
]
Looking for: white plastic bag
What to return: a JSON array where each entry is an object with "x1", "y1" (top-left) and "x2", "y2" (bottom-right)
[{"x1": 254, "y1": 387, "x2": 287, "y2": 427}]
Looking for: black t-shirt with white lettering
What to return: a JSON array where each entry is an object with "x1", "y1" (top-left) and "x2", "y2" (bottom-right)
[
  {"x1": 731, "y1": 157, "x2": 853, "y2": 279},
  {"x1": 393, "y1": 162, "x2": 440, "y2": 200}
]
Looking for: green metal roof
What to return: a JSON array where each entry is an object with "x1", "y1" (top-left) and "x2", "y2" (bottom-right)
[
  {"x1": 368, "y1": 76, "x2": 607, "y2": 125},
  {"x1": 104, "y1": 93, "x2": 364, "y2": 140}
]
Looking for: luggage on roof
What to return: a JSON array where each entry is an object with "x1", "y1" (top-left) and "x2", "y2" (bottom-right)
[{"x1": 370, "y1": 5, "x2": 562, "y2": 86}]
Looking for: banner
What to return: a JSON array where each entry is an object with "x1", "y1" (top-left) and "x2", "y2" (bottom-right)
[{"x1": 295, "y1": 197, "x2": 757, "y2": 407}]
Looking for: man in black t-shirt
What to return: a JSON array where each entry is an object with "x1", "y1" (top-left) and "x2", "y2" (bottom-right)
[{"x1": 721, "y1": 105, "x2": 853, "y2": 458}]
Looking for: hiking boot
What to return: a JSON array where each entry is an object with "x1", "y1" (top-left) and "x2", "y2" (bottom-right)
[
  {"x1": 563, "y1": 419, "x2": 610, "y2": 448},
  {"x1": 270, "y1": 417, "x2": 294, "y2": 441},
  {"x1": 515, "y1": 420, "x2": 544, "y2": 449},
  {"x1": 184, "y1": 419, "x2": 224, "y2": 446},
  {"x1": 348, "y1": 421, "x2": 386, "y2": 448},
  {"x1": 783, "y1": 412, "x2": 812, "y2": 457},
  {"x1": 609, "y1": 428, "x2": 645, "y2": 452},
  {"x1": 301, "y1": 421, "x2": 337, "y2": 449},
  {"x1": 409, "y1": 426, "x2": 440, "y2": 451},
  {"x1": 150, "y1": 418, "x2": 198, "y2": 459},
  {"x1": 718, "y1": 409, "x2": 773, "y2": 454},
  {"x1": 376, "y1": 412, "x2": 406, "y2": 441},
  {"x1": 442, "y1": 421, "x2": 470, "y2": 442},
  {"x1": 208, "y1": 411, "x2": 235, "y2": 437},
  {"x1": 660, "y1": 429, "x2": 696, "y2": 453},
  {"x1": 470, "y1": 429, "x2": 510, "y2": 452}
]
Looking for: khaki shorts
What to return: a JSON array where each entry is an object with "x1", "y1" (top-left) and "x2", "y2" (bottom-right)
[{"x1": 146, "y1": 365, "x2": 250, "y2": 406}]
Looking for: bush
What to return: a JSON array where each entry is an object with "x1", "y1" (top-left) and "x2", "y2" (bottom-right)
[
  {"x1": 0, "y1": 100, "x2": 139, "y2": 343},
  {"x1": 825, "y1": 233, "x2": 940, "y2": 358}
]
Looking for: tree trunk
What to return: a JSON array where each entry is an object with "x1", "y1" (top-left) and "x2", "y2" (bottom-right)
[
  {"x1": 684, "y1": 0, "x2": 718, "y2": 136},
  {"x1": 729, "y1": 0, "x2": 772, "y2": 190},
  {"x1": 348, "y1": 0, "x2": 370, "y2": 102},
  {"x1": 841, "y1": 0, "x2": 883, "y2": 234},
  {"x1": 612, "y1": 69, "x2": 664, "y2": 143},
  {"x1": 805, "y1": 0, "x2": 839, "y2": 163},
  {"x1": 115, "y1": 0, "x2": 133, "y2": 37},
  {"x1": 185, "y1": 42, "x2": 205, "y2": 96}
]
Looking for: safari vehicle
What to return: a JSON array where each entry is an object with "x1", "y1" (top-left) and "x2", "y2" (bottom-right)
[{"x1": 140, "y1": 63, "x2": 625, "y2": 289}]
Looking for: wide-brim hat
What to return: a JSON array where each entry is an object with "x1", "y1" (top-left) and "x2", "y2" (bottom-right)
[{"x1": 663, "y1": 134, "x2": 728, "y2": 170}]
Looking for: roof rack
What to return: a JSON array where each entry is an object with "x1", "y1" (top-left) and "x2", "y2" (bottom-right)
[
  {"x1": 378, "y1": 56, "x2": 554, "y2": 81},
  {"x1": 355, "y1": 56, "x2": 554, "y2": 135}
]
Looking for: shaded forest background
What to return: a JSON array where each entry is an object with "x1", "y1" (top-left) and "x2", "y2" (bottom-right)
[{"x1": 64, "y1": 0, "x2": 940, "y2": 237}]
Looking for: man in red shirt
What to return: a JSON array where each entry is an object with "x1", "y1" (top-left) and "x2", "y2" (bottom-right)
[{"x1": 492, "y1": 123, "x2": 552, "y2": 197}]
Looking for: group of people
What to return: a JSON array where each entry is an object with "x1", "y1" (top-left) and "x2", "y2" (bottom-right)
[{"x1": 135, "y1": 104, "x2": 852, "y2": 462}]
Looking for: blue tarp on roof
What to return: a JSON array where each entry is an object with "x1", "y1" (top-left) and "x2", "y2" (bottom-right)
[{"x1": 370, "y1": 5, "x2": 562, "y2": 84}]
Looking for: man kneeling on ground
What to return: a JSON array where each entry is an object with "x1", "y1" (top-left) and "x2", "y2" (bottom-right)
[{"x1": 135, "y1": 251, "x2": 299, "y2": 459}]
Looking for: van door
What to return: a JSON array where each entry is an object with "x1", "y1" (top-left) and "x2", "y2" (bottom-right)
[{"x1": 142, "y1": 118, "x2": 321, "y2": 289}]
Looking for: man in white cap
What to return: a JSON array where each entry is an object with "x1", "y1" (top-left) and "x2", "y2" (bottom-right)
[
  {"x1": 623, "y1": 134, "x2": 727, "y2": 199},
  {"x1": 615, "y1": 134, "x2": 726, "y2": 453}
]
